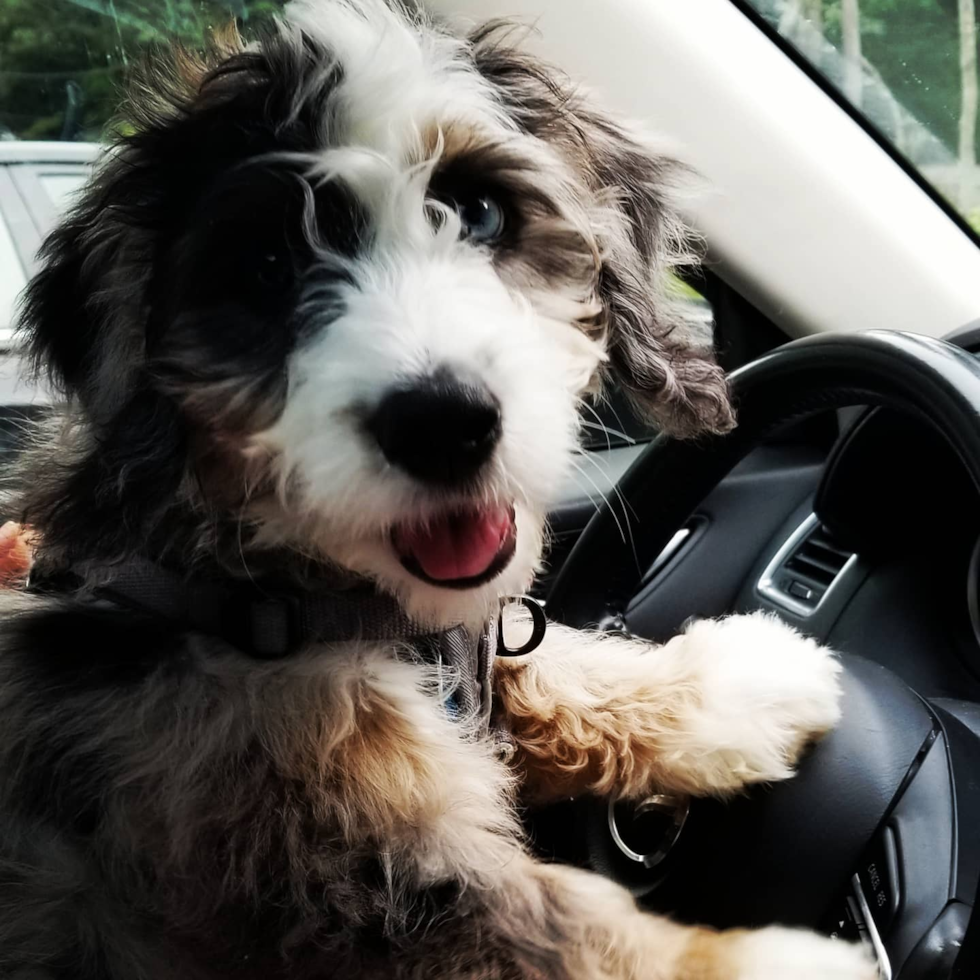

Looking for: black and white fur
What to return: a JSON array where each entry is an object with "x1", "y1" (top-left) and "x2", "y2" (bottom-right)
[{"x1": 2, "y1": 2, "x2": 875, "y2": 978}]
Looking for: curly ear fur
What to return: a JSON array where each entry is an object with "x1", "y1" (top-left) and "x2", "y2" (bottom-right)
[
  {"x1": 20, "y1": 387, "x2": 187, "y2": 564},
  {"x1": 470, "y1": 25, "x2": 735, "y2": 439},
  {"x1": 585, "y1": 118, "x2": 736, "y2": 439}
]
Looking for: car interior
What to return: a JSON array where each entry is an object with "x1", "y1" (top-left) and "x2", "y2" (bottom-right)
[
  {"x1": 6, "y1": 0, "x2": 980, "y2": 977},
  {"x1": 433, "y1": 3, "x2": 980, "y2": 977}
]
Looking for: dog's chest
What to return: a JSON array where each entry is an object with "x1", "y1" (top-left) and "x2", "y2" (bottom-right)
[{"x1": 171, "y1": 855, "x2": 467, "y2": 980}]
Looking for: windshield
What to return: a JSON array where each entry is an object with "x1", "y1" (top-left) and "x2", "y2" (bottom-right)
[{"x1": 745, "y1": 0, "x2": 980, "y2": 233}]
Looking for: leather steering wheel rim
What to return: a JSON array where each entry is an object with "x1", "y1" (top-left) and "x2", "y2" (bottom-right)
[{"x1": 548, "y1": 329, "x2": 980, "y2": 630}]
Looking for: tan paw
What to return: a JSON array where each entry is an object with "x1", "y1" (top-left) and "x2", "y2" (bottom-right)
[
  {"x1": 731, "y1": 927, "x2": 880, "y2": 979},
  {"x1": 664, "y1": 612, "x2": 843, "y2": 795}
]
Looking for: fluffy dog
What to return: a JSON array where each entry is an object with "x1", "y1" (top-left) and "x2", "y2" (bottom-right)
[{"x1": 2, "y1": 1, "x2": 876, "y2": 977}]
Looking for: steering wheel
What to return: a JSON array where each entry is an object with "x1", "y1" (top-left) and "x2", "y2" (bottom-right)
[{"x1": 547, "y1": 330, "x2": 980, "y2": 980}]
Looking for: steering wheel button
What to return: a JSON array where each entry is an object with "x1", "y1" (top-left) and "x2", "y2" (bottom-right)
[
  {"x1": 828, "y1": 895, "x2": 863, "y2": 942},
  {"x1": 857, "y1": 825, "x2": 901, "y2": 935}
]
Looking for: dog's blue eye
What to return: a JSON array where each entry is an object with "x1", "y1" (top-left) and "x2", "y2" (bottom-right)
[{"x1": 456, "y1": 194, "x2": 505, "y2": 244}]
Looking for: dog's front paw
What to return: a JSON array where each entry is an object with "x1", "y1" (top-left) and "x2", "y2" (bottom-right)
[
  {"x1": 664, "y1": 612, "x2": 843, "y2": 795},
  {"x1": 724, "y1": 927, "x2": 879, "y2": 979}
]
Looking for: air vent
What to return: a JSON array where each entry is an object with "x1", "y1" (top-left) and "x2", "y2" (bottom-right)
[{"x1": 757, "y1": 515, "x2": 857, "y2": 617}]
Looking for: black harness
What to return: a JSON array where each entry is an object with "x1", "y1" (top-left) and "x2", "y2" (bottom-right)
[{"x1": 30, "y1": 558, "x2": 545, "y2": 736}]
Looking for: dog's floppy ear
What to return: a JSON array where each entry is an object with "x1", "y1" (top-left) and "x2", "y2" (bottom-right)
[
  {"x1": 19, "y1": 184, "x2": 140, "y2": 418},
  {"x1": 468, "y1": 27, "x2": 734, "y2": 439},
  {"x1": 15, "y1": 34, "x2": 247, "y2": 560},
  {"x1": 581, "y1": 113, "x2": 735, "y2": 439},
  {"x1": 18, "y1": 172, "x2": 190, "y2": 558}
]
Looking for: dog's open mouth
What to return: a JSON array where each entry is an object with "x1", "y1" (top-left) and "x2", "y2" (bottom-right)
[{"x1": 392, "y1": 504, "x2": 517, "y2": 589}]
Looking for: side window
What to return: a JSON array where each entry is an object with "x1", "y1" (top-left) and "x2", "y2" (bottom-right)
[{"x1": 0, "y1": 2, "x2": 288, "y2": 359}]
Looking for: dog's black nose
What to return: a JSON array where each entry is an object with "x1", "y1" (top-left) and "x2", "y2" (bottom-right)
[{"x1": 369, "y1": 375, "x2": 502, "y2": 485}]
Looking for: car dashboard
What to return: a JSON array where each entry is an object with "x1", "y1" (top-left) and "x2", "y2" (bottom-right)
[{"x1": 548, "y1": 406, "x2": 980, "y2": 705}]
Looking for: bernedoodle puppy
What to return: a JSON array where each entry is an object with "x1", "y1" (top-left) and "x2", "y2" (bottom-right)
[{"x1": 1, "y1": 1, "x2": 876, "y2": 977}]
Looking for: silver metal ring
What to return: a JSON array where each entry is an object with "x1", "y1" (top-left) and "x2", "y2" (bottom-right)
[{"x1": 607, "y1": 794, "x2": 690, "y2": 869}]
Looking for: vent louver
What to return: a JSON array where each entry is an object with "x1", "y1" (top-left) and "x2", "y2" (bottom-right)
[{"x1": 758, "y1": 515, "x2": 857, "y2": 617}]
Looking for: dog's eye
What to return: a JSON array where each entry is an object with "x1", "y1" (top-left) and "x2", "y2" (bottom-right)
[
  {"x1": 454, "y1": 193, "x2": 506, "y2": 244},
  {"x1": 256, "y1": 251, "x2": 291, "y2": 291}
]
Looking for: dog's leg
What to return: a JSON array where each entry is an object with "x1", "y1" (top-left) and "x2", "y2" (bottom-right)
[
  {"x1": 494, "y1": 611, "x2": 843, "y2": 802},
  {"x1": 407, "y1": 855, "x2": 876, "y2": 980}
]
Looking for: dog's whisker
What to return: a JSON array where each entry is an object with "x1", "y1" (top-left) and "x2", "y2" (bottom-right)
[
  {"x1": 577, "y1": 400, "x2": 615, "y2": 453},
  {"x1": 573, "y1": 446, "x2": 641, "y2": 529},
  {"x1": 565, "y1": 454, "x2": 611, "y2": 522},
  {"x1": 579, "y1": 418, "x2": 636, "y2": 447},
  {"x1": 567, "y1": 453, "x2": 640, "y2": 571}
]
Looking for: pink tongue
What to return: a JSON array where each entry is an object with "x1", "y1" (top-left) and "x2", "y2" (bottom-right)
[{"x1": 395, "y1": 507, "x2": 512, "y2": 581}]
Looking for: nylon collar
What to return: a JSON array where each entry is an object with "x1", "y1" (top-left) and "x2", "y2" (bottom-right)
[{"x1": 28, "y1": 557, "x2": 546, "y2": 660}]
